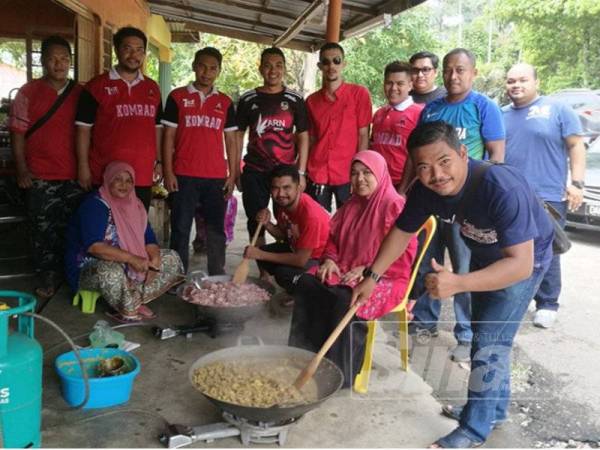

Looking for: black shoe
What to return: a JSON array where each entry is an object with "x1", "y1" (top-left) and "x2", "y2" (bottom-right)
[{"x1": 407, "y1": 322, "x2": 439, "y2": 337}]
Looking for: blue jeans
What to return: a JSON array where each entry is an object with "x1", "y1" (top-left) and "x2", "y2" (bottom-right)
[
  {"x1": 459, "y1": 258, "x2": 550, "y2": 442},
  {"x1": 534, "y1": 200, "x2": 566, "y2": 312},
  {"x1": 169, "y1": 176, "x2": 226, "y2": 274},
  {"x1": 412, "y1": 220, "x2": 473, "y2": 343}
]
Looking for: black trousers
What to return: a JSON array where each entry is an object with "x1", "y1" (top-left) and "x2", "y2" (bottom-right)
[
  {"x1": 256, "y1": 242, "x2": 318, "y2": 293},
  {"x1": 306, "y1": 180, "x2": 351, "y2": 213},
  {"x1": 240, "y1": 167, "x2": 271, "y2": 240},
  {"x1": 168, "y1": 176, "x2": 226, "y2": 274},
  {"x1": 135, "y1": 186, "x2": 152, "y2": 211},
  {"x1": 289, "y1": 273, "x2": 367, "y2": 388}
]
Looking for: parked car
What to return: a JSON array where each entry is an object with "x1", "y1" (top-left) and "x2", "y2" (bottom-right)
[
  {"x1": 566, "y1": 137, "x2": 600, "y2": 231},
  {"x1": 549, "y1": 89, "x2": 600, "y2": 135}
]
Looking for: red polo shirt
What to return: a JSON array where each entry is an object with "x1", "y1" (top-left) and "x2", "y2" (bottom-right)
[
  {"x1": 162, "y1": 84, "x2": 237, "y2": 178},
  {"x1": 75, "y1": 68, "x2": 163, "y2": 187},
  {"x1": 306, "y1": 82, "x2": 372, "y2": 185},
  {"x1": 371, "y1": 98, "x2": 424, "y2": 184},
  {"x1": 275, "y1": 193, "x2": 330, "y2": 259},
  {"x1": 9, "y1": 79, "x2": 82, "y2": 180}
]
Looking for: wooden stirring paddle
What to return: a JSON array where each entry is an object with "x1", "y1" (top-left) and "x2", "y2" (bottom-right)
[
  {"x1": 232, "y1": 223, "x2": 263, "y2": 285},
  {"x1": 293, "y1": 302, "x2": 361, "y2": 390}
]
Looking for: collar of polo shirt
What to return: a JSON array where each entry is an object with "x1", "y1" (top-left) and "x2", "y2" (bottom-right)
[
  {"x1": 391, "y1": 96, "x2": 414, "y2": 112},
  {"x1": 187, "y1": 82, "x2": 218, "y2": 101},
  {"x1": 110, "y1": 66, "x2": 144, "y2": 87}
]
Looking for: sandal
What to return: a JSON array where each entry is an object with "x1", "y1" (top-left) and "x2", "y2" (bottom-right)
[
  {"x1": 34, "y1": 286, "x2": 57, "y2": 300},
  {"x1": 431, "y1": 428, "x2": 484, "y2": 448},
  {"x1": 34, "y1": 271, "x2": 62, "y2": 300},
  {"x1": 441, "y1": 404, "x2": 506, "y2": 429},
  {"x1": 137, "y1": 304, "x2": 156, "y2": 319}
]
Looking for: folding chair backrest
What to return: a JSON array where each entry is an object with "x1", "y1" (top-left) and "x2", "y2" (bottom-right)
[{"x1": 398, "y1": 215, "x2": 437, "y2": 306}]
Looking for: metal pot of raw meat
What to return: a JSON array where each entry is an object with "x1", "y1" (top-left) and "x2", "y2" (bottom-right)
[
  {"x1": 177, "y1": 271, "x2": 275, "y2": 324},
  {"x1": 188, "y1": 343, "x2": 343, "y2": 423}
]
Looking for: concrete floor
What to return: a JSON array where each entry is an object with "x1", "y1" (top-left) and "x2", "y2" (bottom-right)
[{"x1": 5, "y1": 192, "x2": 587, "y2": 448}]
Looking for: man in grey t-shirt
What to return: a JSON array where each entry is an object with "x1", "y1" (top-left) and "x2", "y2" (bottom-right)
[{"x1": 409, "y1": 51, "x2": 446, "y2": 104}]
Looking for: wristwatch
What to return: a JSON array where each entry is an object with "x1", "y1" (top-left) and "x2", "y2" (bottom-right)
[
  {"x1": 571, "y1": 180, "x2": 585, "y2": 190},
  {"x1": 363, "y1": 267, "x2": 382, "y2": 283},
  {"x1": 298, "y1": 170, "x2": 307, "y2": 176}
]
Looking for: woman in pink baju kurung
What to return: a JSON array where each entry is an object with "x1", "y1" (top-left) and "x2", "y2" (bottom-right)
[{"x1": 289, "y1": 150, "x2": 417, "y2": 387}]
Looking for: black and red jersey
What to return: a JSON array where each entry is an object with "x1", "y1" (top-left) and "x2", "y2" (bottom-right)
[
  {"x1": 162, "y1": 84, "x2": 237, "y2": 179},
  {"x1": 75, "y1": 68, "x2": 163, "y2": 187},
  {"x1": 236, "y1": 88, "x2": 308, "y2": 172}
]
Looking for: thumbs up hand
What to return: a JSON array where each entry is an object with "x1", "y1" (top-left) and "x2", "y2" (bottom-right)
[{"x1": 424, "y1": 258, "x2": 460, "y2": 300}]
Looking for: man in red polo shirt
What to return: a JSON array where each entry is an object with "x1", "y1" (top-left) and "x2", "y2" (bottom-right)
[
  {"x1": 9, "y1": 36, "x2": 84, "y2": 299},
  {"x1": 371, "y1": 61, "x2": 424, "y2": 192},
  {"x1": 244, "y1": 165, "x2": 329, "y2": 295},
  {"x1": 75, "y1": 26, "x2": 162, "y2": 209},
  {"x1": 162, "y1": 47, "x2": 237, "y2": 275},
  {"x1": 306, "y1": 42, "x2": 372, "y2": 212}
]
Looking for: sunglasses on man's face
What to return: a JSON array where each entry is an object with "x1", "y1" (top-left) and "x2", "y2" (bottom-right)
[{"x1": 320, "y1": 56, "x2": 343, "y2": 66}]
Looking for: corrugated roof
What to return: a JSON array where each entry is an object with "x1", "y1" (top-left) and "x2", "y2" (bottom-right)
[{"x1": 148, "y1": 0, "x2": 427, "y2": 52}]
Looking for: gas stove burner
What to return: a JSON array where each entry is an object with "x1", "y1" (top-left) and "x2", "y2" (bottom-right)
[
  {"x1": 222, "y1": 411, "x2": 296, "y2": 445},
  {"x1": 159, "y1": 412, "x2": 299, "y2": 448}
]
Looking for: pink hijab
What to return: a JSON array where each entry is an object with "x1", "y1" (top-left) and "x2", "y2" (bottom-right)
[
  {"x1": 323, "y1": 150, "x2": 407, "y2": 277},
  {"x1": 99, "y1": 161, "x2": 148, "y2": 282}
]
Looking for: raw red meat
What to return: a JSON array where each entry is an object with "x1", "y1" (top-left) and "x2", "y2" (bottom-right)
[{"x1": 182, "y1": 281, "x2": 270, "y2": 307}]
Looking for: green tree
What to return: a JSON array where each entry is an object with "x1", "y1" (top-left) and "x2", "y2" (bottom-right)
[
  {"x1": 494, "y1": 0, "x2": 600, "y2": 92},
  {"x1": 163, "y1": 38, "x2": 308, "y2": 101},
  {"x1": 343, "y1": 5, "x2": 440, "y2": 106}
]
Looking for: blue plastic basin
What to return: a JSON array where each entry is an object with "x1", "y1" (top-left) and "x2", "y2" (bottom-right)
[{"x1": 55, "y1": 348, "x2": 140, "y2": 409}]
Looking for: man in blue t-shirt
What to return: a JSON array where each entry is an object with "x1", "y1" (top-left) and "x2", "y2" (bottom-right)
[
  {"x1": 504, "y1": 63, "x2": 586, "y2": 328},
  {"x1": 352, "y1": 121, "x2": 553, "y2": 448},
  {"x1": 409, "y1": 48, "x2": 506, "y2": 362}
]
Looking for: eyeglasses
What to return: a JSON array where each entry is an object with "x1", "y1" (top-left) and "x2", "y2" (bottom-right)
[
  {"x1": 411, "y1": 67, "x2": 434, "y2": 75},
  {"x1": 320, "y1": 56, "x2": 343, "y2": 66}
]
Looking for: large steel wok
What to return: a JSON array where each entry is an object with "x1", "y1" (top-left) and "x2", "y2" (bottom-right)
[
  {"x1": 188, "y1": 344, "x2": 344, "y2": 423},
  {"x1": 178, "y1": 271, "x2": 275, "y2": 324}
]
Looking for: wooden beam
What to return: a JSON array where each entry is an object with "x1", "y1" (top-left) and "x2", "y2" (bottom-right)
[
  {"x1": 171, "y1": 23, "x2": 316, "y2": 52},
  {"x1": 326, "y1": 0, "x2": 342, "y2": 42},
  {"x1": 152, "y1": 4, "x2": 291, "y2": 34},
  {"x1": 273, "y1": 0, "x2": 323, "y2": 47},
  {"x1": 149, "y1": 0, "x2": 290, "y2": 30},
  {"x1": 153, "y1": 0, "x2": 321, "y2": 40},
  {"x1": 148, "y1": 0, "x2": 299, "y2": 22}
]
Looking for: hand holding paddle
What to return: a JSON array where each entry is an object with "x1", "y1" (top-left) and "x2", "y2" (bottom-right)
[{"x1": 232, "y1": 223, "x2": 263, "y2": 285}]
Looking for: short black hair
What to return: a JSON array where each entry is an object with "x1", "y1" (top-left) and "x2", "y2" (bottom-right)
[
  {"x1": 41, "y1": 36, "x2": 71, "y2": 58},
  {"x1": 384, "y1": 61, "x2": 412, "y2": 79},
  {"x1": 443, "y1": 48, "x2": 476, "y2": 68},
  {"x1": 113, "y1": 26, "x2": 147, "y2": 50},
  {"x1": 407, "y1": 121, "x2": 461, "y2": 155},
  {"x1": 409, "y1": 51, "x2": 440, "y2": 69},
  {"x1": 194, "y1": 46, "x2": 223, "y2": 67},
  {"x1": 270, "y1": 164, "x2": 300, "y2": 184},
  {"x1": 261, "y1": 47, "x2": 285, "y2": 65},
  {"x1": 319, "y1": 42, "x2": 345, "y2": 59}
]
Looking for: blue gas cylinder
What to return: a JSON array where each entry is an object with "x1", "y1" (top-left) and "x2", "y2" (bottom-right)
[{"x1": 0, "y1": 291, "x2": 42, "y2": 448}]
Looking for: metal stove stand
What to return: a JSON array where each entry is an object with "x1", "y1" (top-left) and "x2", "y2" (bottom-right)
[{"x1": 159, "y1": 412, "x2": 298, "y2": 448}]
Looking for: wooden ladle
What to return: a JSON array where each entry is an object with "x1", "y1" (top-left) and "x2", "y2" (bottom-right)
[
  {"x1": 232, "y1": 223, "x2": 263, "y2": 285},
  {"x1": 293, "y1": 302, "x2": 361, "y2": 390}
]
